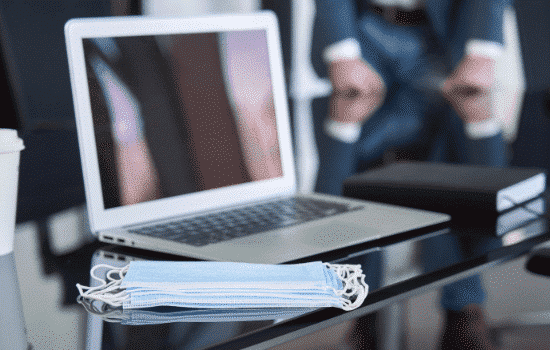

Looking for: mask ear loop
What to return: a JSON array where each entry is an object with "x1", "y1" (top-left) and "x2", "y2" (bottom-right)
[
  {"x1": 324, "y1": 263, "x2": 369, "y2": 311},
  {"x1": 76, "y1": 264, "x2": 131, "y2": 307},
  {"x1": 77, "y1": 295, "x2": 128, "y2": 323}
]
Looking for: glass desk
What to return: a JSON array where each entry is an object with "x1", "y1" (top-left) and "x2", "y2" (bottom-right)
[{"x1": 5, "y1": 202, "x2": 550, "y2": 350}]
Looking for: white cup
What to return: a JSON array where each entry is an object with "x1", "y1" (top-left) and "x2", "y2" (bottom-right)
[{"x1": 0, "y1": 129, "x2": 24, "y2": 256}]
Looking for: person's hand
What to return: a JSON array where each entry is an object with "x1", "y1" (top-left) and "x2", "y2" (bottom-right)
[
  {"x1": 328, "y1": 58, "x2": 386, "y2": 124},
  {"x1": 441, "y1": 54, "x2": 496, "y2": 124}
]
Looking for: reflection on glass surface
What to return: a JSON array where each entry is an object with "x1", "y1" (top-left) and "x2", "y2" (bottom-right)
[
  {"x1": 322, "y1": 212, "x2": 549, "y2": 350},
  {"x1": 502, "y1": 219, "x2": 548, "y2": 246},
  {"x1": 0, "y1": 253, "x2": 28, "y2": 350},
  {"x1": 77, "y1": 211, "x2": 550, "y2": 349},
  {"x1": 79, "y1": 298, "x2": 316, "y2": 326},
  {"x1": 496, "y1": 197, "x2": 545, "y2": 235},
  {"x1": 84, "y1": 30, "x2": 282, "y2": 209}
]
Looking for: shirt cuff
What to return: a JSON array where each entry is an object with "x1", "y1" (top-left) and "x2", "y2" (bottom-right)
[
  {"x1": 323, "y1": 38, "x2": 362, "y2": 63},
  {"x1": 371, "y1": 0, "x2": 420, "y2": 11},
  {"x1": 465, "y1": 39, "x2": 503, "y2": 61},
  {"x1": 464, "y1": 118, "x2": 501, "y2": 139},
  {"x1": 324, "y1": 118, "x2": 362, "y2": 144}
]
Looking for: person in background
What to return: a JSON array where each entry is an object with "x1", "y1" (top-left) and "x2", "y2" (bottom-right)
[
  {"x1": 312, "y1": 0, "x2": 511, "y2": 196},
  {"x1": 311, "y1": 1, "x2": 511, "y2": 349}
]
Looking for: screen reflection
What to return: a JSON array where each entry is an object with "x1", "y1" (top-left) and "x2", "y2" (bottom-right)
[{"x1": 84, "y1": 31, "x2": 282, "y2": 209}]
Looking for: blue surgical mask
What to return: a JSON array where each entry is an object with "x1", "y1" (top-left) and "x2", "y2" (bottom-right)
[{"x1": 77, "y1": 261, "x2": 368, "y2": 311}]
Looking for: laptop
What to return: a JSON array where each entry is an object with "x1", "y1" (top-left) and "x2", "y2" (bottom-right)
[{"x1": 64, "y1": 12, "x2": 449, "y2": 264}]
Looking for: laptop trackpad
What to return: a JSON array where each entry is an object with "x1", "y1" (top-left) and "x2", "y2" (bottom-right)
[{"x1": 301, "y1": 222, "x2": 381, "y2": 247}]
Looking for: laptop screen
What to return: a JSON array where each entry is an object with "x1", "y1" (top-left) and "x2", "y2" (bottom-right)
[{"x1": 83, "y1": 30, "x2": 283, "y2": 209}]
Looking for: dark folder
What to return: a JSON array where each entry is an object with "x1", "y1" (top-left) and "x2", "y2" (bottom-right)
[{"x1": 343, "y1": 162, "x2": 546, "y2": 214}]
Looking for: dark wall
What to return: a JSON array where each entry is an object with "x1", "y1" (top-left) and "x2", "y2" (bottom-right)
[
  {"x1": 512, "y1": 1, "x2": 550, "y2": 171},
  {"x1": 515, "y1": 0, "x2": 550, "y2": 93},
  {"x1": 0, "y1": 1, "x2": 112, "y2": 223},
  {"x1": 0, "y1": 43, "x2": 18, "y2": 129}
]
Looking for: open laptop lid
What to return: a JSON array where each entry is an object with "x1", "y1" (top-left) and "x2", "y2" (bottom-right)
[{"x1": 65, "y1": 12, "x2": 296, "y2": 233}]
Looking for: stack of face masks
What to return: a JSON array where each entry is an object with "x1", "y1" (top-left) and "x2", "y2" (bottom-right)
[{"x1": 77, "y1": 261, "x2": 368, "y2": 311}]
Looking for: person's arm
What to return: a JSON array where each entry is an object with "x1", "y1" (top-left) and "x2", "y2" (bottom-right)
[
  {"x1": 314, "y1": 0, "x2": 361, "y2": 48},
  {"x1": 314, "y1": 0, "x2": 386, "y2": 143},
  {"x1": 326, "y1": 37, "x2": 386, "y2": 125},
  {"x1": 326, "y1": 56, "x2": 386, "y2": 141},
  {"x1": 324, "y1": 44, "x2": 386, "y2": 143},
  {"x1": 441, "y1": 0, "x2": 511, "y2": 137},
  {"x1": 442, "y1": 44, "x2": 499, "y2": 123}
]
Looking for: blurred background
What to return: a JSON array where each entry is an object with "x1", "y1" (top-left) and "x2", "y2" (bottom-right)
[{"x1": 1, "y1": 0, "x2": 549, "y2": 348}]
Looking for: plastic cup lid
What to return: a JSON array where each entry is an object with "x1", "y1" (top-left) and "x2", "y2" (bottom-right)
[{"x1": 0, "y1": 129, "x2": 25, "y2": 153}]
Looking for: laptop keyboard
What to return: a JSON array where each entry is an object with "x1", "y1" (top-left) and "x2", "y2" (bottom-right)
[{"x1": 128, "y1": 198, "x2": 359, "y2": 247}]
